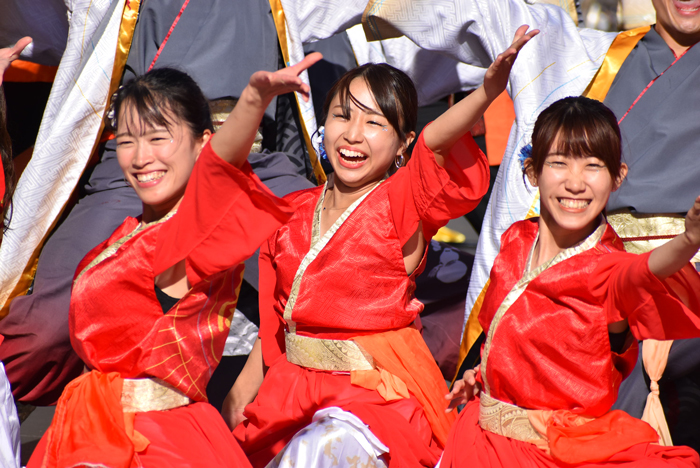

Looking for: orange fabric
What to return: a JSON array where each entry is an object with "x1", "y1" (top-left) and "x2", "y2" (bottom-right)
[
  {"x1": 353, "y1": 328, "x2": 456, "y2": 447},
  {"x1": 483, "y1": 91, "x2": 515, "y2": 166},
  {"x1": 4, "y1": 60, "x2": 57, "y2": 83},
  {"x1": 351, "y1": 368, "x2": 410, "y2": 401},
  {"x1": 39, "y1": 371, "x2": 146, "y2": 468},
  {"x1": 528, "y1": 409, "x2": 660, "y2": 464}
]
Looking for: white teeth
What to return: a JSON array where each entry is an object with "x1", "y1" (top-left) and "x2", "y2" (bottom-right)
[
  {"x1": 339, "y1": 148, "x2": 366, "y2": 159},
  {"x1": 559, "y1": 198, "x2": 590, "y2": 209},
  {"x1": 136, "y1": 171, "x2": 165, "y2": 182}
]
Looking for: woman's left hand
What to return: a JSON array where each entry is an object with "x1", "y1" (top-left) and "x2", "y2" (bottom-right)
[
  {"x1": 483, "y1": 25, "x2": 539, "y2": 101},
  {"x1": 0, "y1": 36, "x2": 32, "y2": 86},
  {"x1": 248, "y1": 52, "x2": 323, "y2": 105}
]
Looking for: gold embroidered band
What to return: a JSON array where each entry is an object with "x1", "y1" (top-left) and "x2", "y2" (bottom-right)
[
  {"x1": 479, "y1": 392, "x2": 543, "y2": 442},
  {"x1": 285, "y1": 333, "x2": 374, "y2": 372},
  {"x1": 121, "y1": 378, "x2": 192, "y2": 413},
  {"x1": 608, "y1": 210, "x2": 700, "y2": 263}
]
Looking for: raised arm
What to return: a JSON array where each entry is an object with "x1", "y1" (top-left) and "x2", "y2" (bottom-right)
[
  {"x1": 210, "y1": 52, "x2": 322, "y2": 168},
  {"x1": 648, "y1": 195, "x2": 700, "y2": 279},
  {"x1": 422, "y1": 26, "x2": 538, "y2": 164}
]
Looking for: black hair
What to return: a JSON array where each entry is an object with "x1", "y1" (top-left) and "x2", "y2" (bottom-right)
[
  {"x1": 108, "y1": 67, "x2": 213, "y2": 138},
  {"x1": 322, "y1": 63, "x2": 418, "y2": 147},
  {"x1": 0, "y1": 89, "x2": 15, "y2": 232}
]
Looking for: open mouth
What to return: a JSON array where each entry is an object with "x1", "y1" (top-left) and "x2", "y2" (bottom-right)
[
  {"x1": 673, "y1": 0, "x2": 700, "y2": 14},
  {"x1": 135, "y1": 171, "x2": 166, "y2": 183},
  {"x1": 338, "y1": 148, "x2": 368, "y2": 166},
  {"x1": 558, "y1": 198, "x2": 591, "y2": 209}
]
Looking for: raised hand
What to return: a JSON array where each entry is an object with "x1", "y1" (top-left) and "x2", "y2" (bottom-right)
[
  {"x1": 444, "y1": 367, "x2": 481, "y2": 413},
  {"x1": 248, "y1": 52, "x2": 323, "y2": 105},
  {"x1": 483, "y1": 25, "x2": 539, "y2": 101},
  {"x1": 0, "y1": 36, "x2": 32, "y2": 86}
]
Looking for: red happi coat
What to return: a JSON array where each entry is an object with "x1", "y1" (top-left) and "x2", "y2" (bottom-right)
[
  {"x1": 29, "y1": 142, "x2": 291, "y2": 468},
  {"x1": 235, "y1": 131, "x2": 490, "y2": 467},
  {"x1": 441, "y1": 218, "x2": 700, "y2": 468}
]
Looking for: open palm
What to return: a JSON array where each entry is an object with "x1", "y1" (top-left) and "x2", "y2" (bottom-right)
[
  {"x1": 484, "y1": 26, "x2": 539, "y2": 101},
  {"x1": 248, "y1": 52, "x2": 322, "y2": 104}
]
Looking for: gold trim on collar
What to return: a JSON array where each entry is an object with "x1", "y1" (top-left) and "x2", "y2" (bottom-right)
[
  {"x1": 74, "y1": 211, "x2": 176, "y2": 285},
  {"x1": 481, "y1": 219, "x2": 607, "y2": 394},
  {"x1": 283, "y1": 181, "x2": 383, "y2": 334}
]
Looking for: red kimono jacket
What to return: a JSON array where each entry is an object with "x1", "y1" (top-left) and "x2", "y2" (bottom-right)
[
  {"x1": 234, "y1": 131, "x2": 490, "y2": 467},
  {"x1": 29, "y1": 143, "x2": 291, "y2": 468},
  {"x1": 441, "y1": 218, "x2": 700, "y2": 468}
]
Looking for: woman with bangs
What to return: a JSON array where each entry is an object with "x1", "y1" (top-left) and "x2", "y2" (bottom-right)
[
  {"x1": 227, "y1": 26, "x2": 538, "y2": 468},
  {"x1": 441, "y1": 96, "x2": 700, "y2": 468},
  {"x1": 27, "y1": 55, "x2": 321, "y2": 467}
]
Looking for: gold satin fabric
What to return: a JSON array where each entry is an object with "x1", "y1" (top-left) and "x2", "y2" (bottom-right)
[
  {"x1": 121, "y1": 377, "x2": 191, "y2": 413},
  {"x1": 267, "y1": 0, "x2": 326, "y2": 184},
  {"x1": 583, "y1": 26, "x2": 650, "y2": 102},
  {"x1": 479, "y1": 392, "x2": 544, "y2": 442},
  {"x1": 285, "y1": 333, "x2": 375, "y2": 371}
]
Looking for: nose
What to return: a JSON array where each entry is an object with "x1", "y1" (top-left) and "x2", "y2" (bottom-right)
[
  {"x1": 343, "y1": 115, "x2": 364, "y2": 143},
  {"x1": 132, "y1": 141, "x2": 154, "y2": 168},
  {"x1": 564, "y1": 169, "x2": 586, "y2": 193}
]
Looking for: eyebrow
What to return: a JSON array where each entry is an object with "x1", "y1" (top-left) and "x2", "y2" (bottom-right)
[{"x1": 115, "y1": 127, "x2": 170, "y2": 138}]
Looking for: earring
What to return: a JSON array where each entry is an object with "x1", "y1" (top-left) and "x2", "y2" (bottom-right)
[
  {"x1": 313, "y1": 127, "x2": 328, "y2": 161},
  {"x1": 394, "y1": 154, "x2": 405, "y2": 169}
]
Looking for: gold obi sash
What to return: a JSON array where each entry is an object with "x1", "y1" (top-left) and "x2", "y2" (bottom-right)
[
  {"x1": 607, "y1": 210, "x2": 700, "y2": 263},
  {"x1": 285, "y1": 332, "x2": 375, "y2": 372},
  {"x1": 478, "y1": 392, "x2": 543, "y2": 442},
  {"x1": 121, "y1": 378, "x2": 192, "y2": 413}
]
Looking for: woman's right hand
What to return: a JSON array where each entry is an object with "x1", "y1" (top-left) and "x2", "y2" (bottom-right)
[
  {"x1": 222, "y1": 393, "x2": 248, "y2": 430},
  {"x1": 444, "y1": 366, "x2": 481, "y2": 413}
]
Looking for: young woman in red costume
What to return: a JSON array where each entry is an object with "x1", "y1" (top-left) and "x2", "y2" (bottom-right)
[
  {"x1": 440, "y1": 96, "x2": 700, "y2": 468},
  {"x1": 227, "y1": 26, "x2": 539, "y2": 468},
  {"x1": 27, "y1": 54, "x2": 322, "y2": 468}
]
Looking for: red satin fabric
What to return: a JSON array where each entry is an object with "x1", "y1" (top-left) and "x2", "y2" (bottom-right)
[
  {"x1": 441, "y1": 397, "x2": 699, "y2": 468},
  {"x1": 237, "y1": 131, "x2": 489, "y2": 467},
  {"x1": 440, "y1": 219, "x2": 700, "y2": 468},
  {"x1": 30, "y1": 142, "x2": 287, "y2": 467}
]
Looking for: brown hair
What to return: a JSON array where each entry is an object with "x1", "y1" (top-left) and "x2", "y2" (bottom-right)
[
  {"x1": 322, "y1": 63, "x2": 418, "y2": 146},
  {"x1": 0, "y1": 90, "x2": 16, "y2": 232},
  {"x1": 527, "y1": 96, "x2": 623, "y2": 181}
]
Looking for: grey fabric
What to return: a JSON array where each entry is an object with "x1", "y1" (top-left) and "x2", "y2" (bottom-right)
[
  {"x1": 123, "y1": 0, "x2": 279, "y2": 118},
  {"x1": 0, "y1": 0, "x2": 68, "y2": 66},
  {"x1": 605, "y1": 26, "x2": 700, "y2": 214}
]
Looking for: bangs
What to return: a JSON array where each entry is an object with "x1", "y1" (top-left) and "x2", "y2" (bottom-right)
[
  {"x1": 530, "y1": 96, "x2": 622, "y2": 181},
  {"x1": 116, "y1": 89, "x2": 176, "y2": 136}
]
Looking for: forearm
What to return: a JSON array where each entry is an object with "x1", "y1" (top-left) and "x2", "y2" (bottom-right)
[
  {"x1": 225, "y1": 338, "x2": 265, "y2": 416},
  {"x1": 210, "y1": 86, "x2": 269, "y2": 168},
  {"x1": 648, "y1": 232, "x2": 700, "y2": 280},
  {"x1": 422, "y1": 86, "x2": 493, "y2": 165}
]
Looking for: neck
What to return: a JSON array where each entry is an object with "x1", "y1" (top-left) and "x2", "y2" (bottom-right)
[
  {"x1": 532, "y1": 211, "x2": 599, "y2": 270},
  {"x1": 325, "y1": 174, "x2": 382, "y2": 209},
  {"x1": 655, "y1": 23, "x2": 699, "y2": 57},
  {"x1": 141, "y1": 199, "x2": 181, "y2": 225}
]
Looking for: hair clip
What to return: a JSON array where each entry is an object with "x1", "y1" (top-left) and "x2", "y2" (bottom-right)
[
  {"x1": 312, "y1": 126, "x2": 328, "y2": 160},
  {"x1": 518, "y1": 144, "x2": 532, "y2": 171}
]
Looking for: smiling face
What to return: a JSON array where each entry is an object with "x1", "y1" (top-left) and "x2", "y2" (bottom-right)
[
  {"x1": 653, "y1": 0, "x2": 700, "y2": 50},
  {"x1": 116, "y1": 104, "x2": 210, "y2": 222},
  {"x1": 526, "y1": 134, "x2": 627, "y2": 244},
  {"x1": 323, "y1": 78, "x2": 413, "y2": 190}
]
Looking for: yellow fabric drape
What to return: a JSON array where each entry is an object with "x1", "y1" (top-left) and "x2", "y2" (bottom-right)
[
  {"x1": 583, "y1": 26, "x2": 651, "y2": 102},
  {"x1": 268, "y1": 0, "x2": 327, "y2": 185}
]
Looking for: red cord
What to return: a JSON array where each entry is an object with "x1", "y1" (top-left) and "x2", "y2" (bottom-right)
[{"x1": 147, "y1": 0, "x2": 190, "y2": 72}]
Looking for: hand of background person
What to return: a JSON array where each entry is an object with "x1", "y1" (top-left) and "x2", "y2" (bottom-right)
[
  {"x1": 685, "y1": 195, "x2": 700, "y2": 248},
  {"x1": 444, "y1": 366, "x2": 481, "y2": 413},
  {"x1": 483, "y1": 25, "x2": 539, "y2": 101},
  {"x1": 0, "y1": 36, "x2": 32, "y2": 86},
  {"x1": 247, "y1": 51, "x2": 322, "y2": 106}
]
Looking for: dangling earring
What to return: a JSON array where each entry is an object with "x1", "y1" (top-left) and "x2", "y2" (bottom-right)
[{"x1": 394, "y1": 154, "x2": 405, "y2": 169}]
